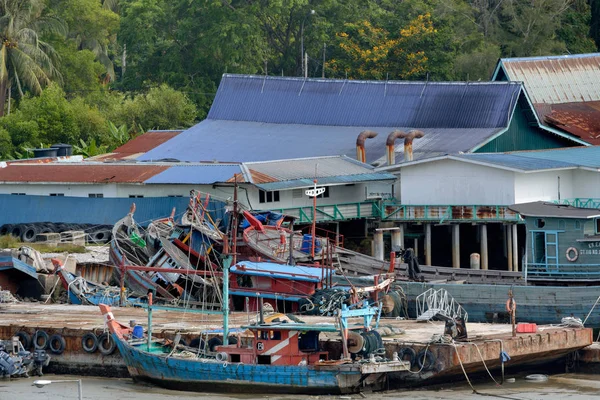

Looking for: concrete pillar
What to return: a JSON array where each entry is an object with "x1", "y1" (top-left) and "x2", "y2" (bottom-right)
[
  {"x1": 480, "y1": 224, "x2": 488, "y2": 270},
  {"x1": 452, "y1": 224, "x2": 460, "y2": 269},
  {"x1": 374, "y1": 231, "x2": 385, "y2": 261},
  {"x1": 425, "y1": 224, "x2": 432, "y2": 266},
  {"x1": 512, "y1": 224, "x2": 518, "y2": 272},
  {"x1": 398, "y1": 224, "x2": 405, "y2": 249},
  {"x1": 507, "y1": 224, "x2": 513, "y2": 272},
  {"x1": 391, "y1": 229, "x2": 402, "y2": 251}
]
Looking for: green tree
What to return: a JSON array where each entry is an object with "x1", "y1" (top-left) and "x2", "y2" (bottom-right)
[{"x1": 0, "y1": 0, "x2": 66, "y2": 116}]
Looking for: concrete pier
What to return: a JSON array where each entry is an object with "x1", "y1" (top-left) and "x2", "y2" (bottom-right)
[{"x1": 452, "y1": 224, "x2": 460, "y2": 268}]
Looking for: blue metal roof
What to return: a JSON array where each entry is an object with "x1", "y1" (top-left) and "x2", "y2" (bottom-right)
[
  {"x1": 144, "y1": 165, "x2": 241, "y2": 184},
  {"x1": 231, "y1": 261, "x2": 331, "y2": 282},
  {"x1": 507, "y1": 146, "x2": 600, "y2": 169},
  {"x1": 208, "y1": 75, "x2": 522, "y2": 129},
  {"x1": 140, "y1": 119, "x2": 504, "y2": 164},
  {"x1": 140, "y1": 74, "x2": 521, "y2": 164},
  {"x1": 456, "y1": 153, "x2": 576, "y2": 171}
]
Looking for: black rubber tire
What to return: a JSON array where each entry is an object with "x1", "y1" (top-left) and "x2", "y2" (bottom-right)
[
  {"x1": 33, "y1": 330, "x2": 50, "y2": 350},
  {"x1": 49, "y1": 334, "x2": 66, "y2": 354},
  {"x1": 416, "y1": 349, "x2": 436, "y2": 371},
  {"x1": 0, "y1": 224, "x2": 14, "y2": 236},
  {"x1": 21, "y1": 224, "x2": 39, "y2": 243},
  {"x1": 189, "y1": 338, "x2": 206, "y2": 351},
  {"x1": 81, "y1": 333, "x2": 98, "y2": 353},
  {"x1": 15, "y1": 331, "x2": 31, "y2": 350},
  {"x1": 98, "y1": 333, "x2": 117, "y2": 355},
  {"x1": 207, "y1": 337, "x2": 223, "y2": 352},
  {"x1": 10, "y1": 224, "x2": 24, "y2": 238},
  {"x1": 398, "y1": 347, "x2": 417, "y2": 368},
  {"x1": 228, "y1": 336, "x2": 238, "y2": 345},
  {"x1": 90, "y1": 230, "x2": 110, "y2": 244}
]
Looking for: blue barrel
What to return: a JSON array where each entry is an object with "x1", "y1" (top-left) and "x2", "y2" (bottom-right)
[
  {"x1": 300, "y1": 234, "x2": 322, "y2": 254},
  {"x1": 132, "y1": 325, "x2": 144, "y2": 339}
]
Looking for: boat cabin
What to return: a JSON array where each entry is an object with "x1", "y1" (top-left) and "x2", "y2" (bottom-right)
[
  {"x1": 215, "y1": 323, "x2": 336, "y2": 366},
  {"x1": 229, "y1": 261, "x2": 332, "y2": 312},
  {"x1": 510, "y1": 201, "x2": 600, "y2": 281}
]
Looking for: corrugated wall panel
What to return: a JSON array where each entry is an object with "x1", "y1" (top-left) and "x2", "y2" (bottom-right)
[{"x1": 0, "y1": 195, "x2": 226, "y2": 226}]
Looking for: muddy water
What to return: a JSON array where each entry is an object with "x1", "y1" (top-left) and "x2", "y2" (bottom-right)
[{"x1": 1, "y1": 373, "x2": 600, "y2": 400}]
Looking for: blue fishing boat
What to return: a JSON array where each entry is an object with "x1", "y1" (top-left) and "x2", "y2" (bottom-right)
[{"x1": 99, "y1": 251, "x2": 410, "y2": 394}]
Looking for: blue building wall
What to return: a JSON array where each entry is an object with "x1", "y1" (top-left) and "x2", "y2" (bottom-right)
[{"x1": 0, "y1": 195, "x2": 227, "y2": 226}]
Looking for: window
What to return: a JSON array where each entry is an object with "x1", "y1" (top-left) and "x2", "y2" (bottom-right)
[
  {"x1": 292, "y1": 189, "x2": 303, "y2": 199},
  {"x1": 11, "y1": 193, "x2": 25, "y2": 196},
  {"x1": 88, "y1": 193, "x2": 104, "y2": 198},
  {"x1": 317, "y1": 186, "x2": 330, "y2": 199},
  {"x1": 49, "y1": 193, "x2": 64, "y2": 197},
  {"x1": 596, "y1": 218, "x2": 600, "y2": 234},
  {"x1": 575, "y1": 220, "x2": 582, "y2": 230},
  {"x1": 168, "y1": 195, "x2": 183, "y2": 198},
  {"x1": 129, "y1": 195, "x2": 144, "y2": 198},
  {"x1": 535, "y1": 218, "x2": 545, "y2": 228},
  {"x1": 259, "y1": 190, "x2": 279, "y2": 203},
  {"x1": 558, "y1": 220, "x2": 566, "y2": 230}
]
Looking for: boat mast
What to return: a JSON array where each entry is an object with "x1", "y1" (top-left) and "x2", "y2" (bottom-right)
[{"x1": 223, "y1": 181, "x2": 237, "y2": 346}]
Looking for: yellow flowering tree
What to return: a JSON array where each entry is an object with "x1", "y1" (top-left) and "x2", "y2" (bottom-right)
[{"x1": 326, "y1": 14, "x2": 437, "y2": 80}]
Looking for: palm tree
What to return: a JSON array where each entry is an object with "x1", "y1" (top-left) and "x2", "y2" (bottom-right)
[{"x1": 0, "y1": 0, "x2": 66, "y2": 116}]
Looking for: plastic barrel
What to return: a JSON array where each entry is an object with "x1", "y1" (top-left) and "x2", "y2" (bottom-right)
[{"x1": 132, "y1": 325, "x2": 144, "y2": 339}]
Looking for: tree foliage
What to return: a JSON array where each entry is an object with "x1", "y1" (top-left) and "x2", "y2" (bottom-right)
[{"x1": 0, "y1": 0, "x2": 598, "y2": 160}]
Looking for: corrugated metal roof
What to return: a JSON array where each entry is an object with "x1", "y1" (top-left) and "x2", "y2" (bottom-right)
[
  {"x1": 499, "y1": 54, "x2": 600, "y2": 104},
  {"x1": 508, "y1": 146, "x2": 600, "y2": 169},
  {"x1": 140, "y1": 74, "x2": 521, "y2": 164},
  {"x1": 509, "y1": 201, "x2": 600, "y2": 218},
  {"x1": 208, "y1": 75, "x2": 521, "y2": 129},
  {"x1": 255, "y1": 173, "x2": 396, "y2": 191},
  {"x1": 245, "y1": 155, "x2": 376, "y2": 181},
  {"x1": 0, "y1": 164, "x2": 167, "y2": 183},
  {"x1": 544, "y1": 101, "x2": 600, "y2": 145},
  {"x1": 144, "y1": 164, "x2": 242, "y2": 184},
  {"x1": 455, "y1": 153, "x2": 576, "y2": 171},
  {"x1": 91, "y1": 130, "x2": 183, "y2": 161},
  {"x1": 139, "y1": 119, "x2": 504, "y2": 164}
]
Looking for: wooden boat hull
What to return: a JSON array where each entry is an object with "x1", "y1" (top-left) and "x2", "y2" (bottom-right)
[
  {"x1": 114, "y1": 335, "x2": 377, "y2": 394},
  {"x1": 400, "y1": 281, "x2": 600, "y2": 327}
]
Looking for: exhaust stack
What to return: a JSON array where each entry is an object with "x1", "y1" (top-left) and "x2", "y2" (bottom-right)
[
  {"x1": 387, "y1": 130, "x2": 425, "y2": 163},
  {"x1": 356, "y1": 130, "x2": 378, "y2": 163}
]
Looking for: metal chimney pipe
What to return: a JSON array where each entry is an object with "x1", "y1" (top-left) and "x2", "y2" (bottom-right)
[
  {"x1": 386, "y1": 130, "x2": 406, "y2": 165},
  {"x1": 356, "y1": 130, "x2": 378, "y2": 163},
  {"x1": 403, "y1": 130, "x2": 424, "y2": 162}
]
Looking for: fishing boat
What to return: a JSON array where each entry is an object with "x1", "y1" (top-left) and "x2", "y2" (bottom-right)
[{"x1": 100, "y1": 236, "x2": 411, "y2": 395}]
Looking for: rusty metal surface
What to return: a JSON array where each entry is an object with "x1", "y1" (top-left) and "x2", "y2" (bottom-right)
[
  {"x1": 543, "y1": 101, "x2": 600, "y2": 145},
  {"x1": 0, "y1": 164, "x2": 169, "y2": 183},
  {"x1": 501, "y1": 54, "x2": 600, "y2": 105},
  {"x1": 91, "y1": 130, "x2": 183, "y2": 161}
]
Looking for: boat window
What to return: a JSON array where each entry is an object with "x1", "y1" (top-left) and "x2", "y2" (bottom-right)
[
  {"x1": 229, "y1": 354, "x2": 240, "y2": 363},
  {"x1": 49, "y1": 193, "x2": 64, "y2": 197},
  {"x1": 129, "y1": 195, "x2": 144, "y2": 198},
  {"x1": 535, "y1": 218, "x2": 545, "y2": 228},
  {"x1": 11, "y1": 193, "x2": 25, "y2": 195},
  {"x1": 88, "y1": 193, "x2": 103, "y2": 198},
  {"x1": 575, "y1": 220, "x2": 582, "y2": 230},
  {"x1": 596, "y1": 218, "x2": 600, "y2": 235},
  {"x1": 257, "y1": 355, "x2": 271, "y2": 365},
  {"x1": 558, "y1": 220, "x2": 565, "y2": 230}
]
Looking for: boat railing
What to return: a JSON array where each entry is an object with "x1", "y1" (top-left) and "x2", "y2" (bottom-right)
[{"x1": 527, "y1": 263, "x2": 600, "y2": 278}]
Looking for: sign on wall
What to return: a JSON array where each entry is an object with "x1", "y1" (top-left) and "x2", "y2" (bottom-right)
[{"x1": 365, "y1": 183, "x2": 393, "y2": 200}]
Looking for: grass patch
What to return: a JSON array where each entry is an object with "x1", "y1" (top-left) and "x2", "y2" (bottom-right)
[
  {"x1": 0, "y1": 235, "x2": 20, "y2": 248},
  {"x1": 0, "y1": 234, "x2": 86, "y2": 253}
]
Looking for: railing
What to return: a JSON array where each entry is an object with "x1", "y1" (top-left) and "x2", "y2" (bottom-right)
[
  {"x1": 378, "y1": 200, "x2": 523, "y2": 223},
  {"x1": 527, "y1": 263, "x2": 600, "y2": 278},
  {"x1": 556, "y1": 198, "x2": 600, "y2": 209},
  {"x1": 271, "y1": 201, "x2": 380, "y2": 223}
]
